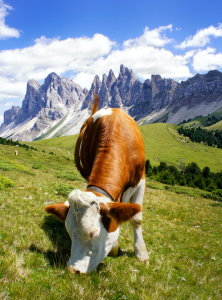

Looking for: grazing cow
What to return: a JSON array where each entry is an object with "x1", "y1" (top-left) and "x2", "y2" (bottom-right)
[
  {"x1": 14, "y1": 150, "x2": 18, "y2": 156},
  {"x1": 45, "y1": 96, "x2": 149, "y2": 273}
]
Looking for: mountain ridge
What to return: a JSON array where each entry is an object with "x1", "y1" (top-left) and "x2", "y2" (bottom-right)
[{"x1": 1, "y1": 65, "x2": 222, "y2": 142}]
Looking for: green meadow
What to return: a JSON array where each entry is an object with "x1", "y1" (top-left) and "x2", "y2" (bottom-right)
[
  {"x1": 32, "y1": 123, "x2": 222, "y2": 172},
  {"x1": 0, "y1": 123, "x2": 222, "y2": 299}
]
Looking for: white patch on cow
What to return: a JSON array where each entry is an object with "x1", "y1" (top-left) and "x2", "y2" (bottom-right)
[
  {"x1": 65, "y1": 189, "x2": 119, "y2": 273},
  {"x1": 92, "y1": 108, "x2": 113, "y2": 122},
  {"x1": 122, "y1": 179, "x2": 145, "y2": 204},
  {"x1": 64, "y1": 200, "x2": 69, "y2": 207}
]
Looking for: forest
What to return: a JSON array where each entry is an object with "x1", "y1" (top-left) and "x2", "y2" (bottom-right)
[
  {"x1": 178, "y1": 126, "x2": 222, "y2": 148},
  {"x1": 145, "y1": 160, "x2": 222, "y2": 198}
]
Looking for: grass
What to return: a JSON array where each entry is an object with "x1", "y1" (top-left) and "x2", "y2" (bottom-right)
[
  {"x1": 140, "y1": 123, "x2": 222, "y2": 172},
  {"x1": 205, "y1": 120, "x2": 222, "y2": 130},
  {"x1": 0, "y1": 140, "x2": 222, "y2": 299}
]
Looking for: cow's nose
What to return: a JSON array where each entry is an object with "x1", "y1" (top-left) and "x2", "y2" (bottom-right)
[{"x1": 68, "y1": 266, "x2": 81, "y2": 274}]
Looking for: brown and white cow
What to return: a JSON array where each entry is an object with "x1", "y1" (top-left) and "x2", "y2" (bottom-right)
[{"x1": 45, "y1": 96, "x2": 149, "y2": 273}]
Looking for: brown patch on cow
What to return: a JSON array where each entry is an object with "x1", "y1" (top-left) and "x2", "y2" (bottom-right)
[
  {"x1": 99, "y1": 202, "x2": 141, "y2": 232},
  {"x1": 75, "y1": 102, "x2": 145, "y2": 201},
  {"x1": 101, "y1": 215, "x2": 119, "y2": 233},
  {"x1": 44, "y1": 202, "x2": 69, "y2": 222}
]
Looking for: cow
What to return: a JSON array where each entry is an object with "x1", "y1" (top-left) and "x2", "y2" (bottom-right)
[
  {"x1": 45, "y1": 95, "x2": 149, "y2": 273},
  {"x1": 14, "y1": 150, "x2": 18, "y2": 156}
]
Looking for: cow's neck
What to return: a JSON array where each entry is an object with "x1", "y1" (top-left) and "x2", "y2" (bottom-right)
[{"x1": 87, "y1": 185, "x2": 113, "y2": 201}]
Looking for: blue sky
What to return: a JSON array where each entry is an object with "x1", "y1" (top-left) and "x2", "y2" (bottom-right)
[{"x1": 0, "y1": 0, "x2": 222, "y2": 124}]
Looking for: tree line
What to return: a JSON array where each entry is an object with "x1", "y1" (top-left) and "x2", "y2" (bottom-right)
[
  {"x1": 178, "y1": 126, "x2": 222, "y2": 148},
  {"x1": 0, "y1": 137, "x2": 37, "y2": 151},
  {"x1": 145, "y1": 160, "x2": 222, "y2": 194},
  {"x1": 179, "y1": 115, "x2": 222, "y2": 127}
]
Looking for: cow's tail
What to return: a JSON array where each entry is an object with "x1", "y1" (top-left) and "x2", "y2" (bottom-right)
[{"x1": 91, "y1": 95, "x2": 99, "y2": 116}]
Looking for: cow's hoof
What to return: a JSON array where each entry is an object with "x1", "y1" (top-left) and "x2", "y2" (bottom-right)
[
  {"x1": 108, "y1": 240, "x2": 119, "y2": 257},
  {"x1": 135, "y1": 248, "x2": 149, "y2": 263},
  {"x1": 67, "y1": 266, "x2": 80, "y2": 274}
]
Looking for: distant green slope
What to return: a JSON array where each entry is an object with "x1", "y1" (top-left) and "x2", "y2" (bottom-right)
[
  {"x1": 31, "y1": 123, "x2": 222, "y2": 173},
  {"x1": 140, "y1": 123, "x2": 222, "y2": 172},
  {"x1": 31, "y1": 134, "x2": 78, "y2": 153},
  {"x1": 205, "y1": 120, "x2": 222, "y2": 130}
]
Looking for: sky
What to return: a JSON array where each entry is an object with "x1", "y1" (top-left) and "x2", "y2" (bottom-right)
[{"x1": 0, "y1": 0, "x2": 222, "y2": 125}]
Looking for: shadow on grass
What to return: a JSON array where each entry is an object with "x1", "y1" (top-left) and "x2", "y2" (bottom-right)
[
  {"x1": 30, "y1": 216, "x2": 135, "y2": 271},
  {"x1": 30, "y1": 215, "x2": 71, "y2": 267}
]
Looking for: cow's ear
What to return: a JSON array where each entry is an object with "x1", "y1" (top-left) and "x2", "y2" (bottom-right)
[
  {"x1": 99, "y1": 202, "x2": 141, "y2": 225},
  {"x1": 44, "y1": 202, "x2": 69, "y2": 222}
]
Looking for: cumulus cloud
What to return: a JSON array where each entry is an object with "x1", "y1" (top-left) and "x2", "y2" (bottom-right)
[
  {"x1": 0, "y1": 25, "x2": 193, "y2": 102},
  {"x1": 123, "y1": 25, "x2": 173, "y2": 48},
  {"x1": 0, "y1": 33, "x2": 116, "y2": 102},
  {"x1": 177, "y1": 24, "x2": 222, "y2": 49},
  {"x1": 0, "y1": 0, "x2": 20, "y2": 39},
  {"x1": 73, "y1": 46, "x2": 192, "y2": 85},
  {"x1": 3, "y1": 22, "x2": 222, "y2": 117},
  {"x1": 192, "y1": 47, "x2": 222, "y2": 72}
]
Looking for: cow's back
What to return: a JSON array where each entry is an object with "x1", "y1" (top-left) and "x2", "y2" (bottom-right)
[{"x1": 75, "y1": 108, "x2": 145, "y2": 201}]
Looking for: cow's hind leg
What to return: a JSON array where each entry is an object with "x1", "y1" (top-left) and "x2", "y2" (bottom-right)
[{"x1": 128, "y1": 179, "x2": 149, "y2": 262}]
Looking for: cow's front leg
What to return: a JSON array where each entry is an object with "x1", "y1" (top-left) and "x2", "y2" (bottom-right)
[
  {"x1": 129, "y1": 179, "x2": 149, "y2": 262},
  {"x1": 130, "y1": 211, "x2": 149, "y2": 262}
]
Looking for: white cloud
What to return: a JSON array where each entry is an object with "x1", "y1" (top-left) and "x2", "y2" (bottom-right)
[
  {"x1": 34, "y1": 35, "x2": 60, "y2": 44},
  {"x1": 0, "y1": 33, "x2": 116, "y2": 83},
  {"x1": 77, "y1": 46, "x2": 192, "y2": 84},
  {"x1": 72, "y1": 72, "x2": 95, "y2": 91},
  {"x1": 4, "y1": 23, "x2": 222, "y2": 111},
  {"x1": 0, "y1": 76, "x2": 26, "y2": 102},
  {"x1": 192, "y1": 47, "x2": 222, "y2": 72},
  {"x1": 177, "y1": 24, "x2": 222, "y2": 49},
  {"x1": 123, "y1": 25, "x2": 173, "y2": 48},
  {"x1": 0, "y1": 0, "x2": 20, "y2": 39}
]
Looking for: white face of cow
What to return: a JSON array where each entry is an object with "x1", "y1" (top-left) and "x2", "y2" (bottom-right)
[
  {"x1": 65, "y1": 190, "x2": 119, "y2": 273},
  {"x1": 44, "y1": 189, "x2": 141, "y2": 274}
]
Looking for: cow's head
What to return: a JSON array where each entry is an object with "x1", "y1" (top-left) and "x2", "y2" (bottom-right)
[{"x1": 45, "y1": 189, "x2": 141, "y2": 273}]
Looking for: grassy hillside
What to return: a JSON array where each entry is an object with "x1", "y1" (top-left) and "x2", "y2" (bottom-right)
[
  {"x1": 205, "y1": 119, "x2": 222, "y2": 130},
  {"x1": 140, "y1": 123, "x2": 222, "y2": 172},
  {"x1": 32, "y1": 123, "x2": 222, "y2": 173},
  {"x1": 0, "y1": 142, "x2": 222, "y2": 299},
  {"x1": 183, "y1": 107, "x2": 222, "y2": 130},
  {"x1": 31, "y1": 134, "x2": 79, "y2": 154}
]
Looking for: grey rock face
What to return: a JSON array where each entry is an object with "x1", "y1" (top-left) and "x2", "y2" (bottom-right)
[
  {"x1": 1, "y1": 66, "x2": 222, "y2": 142},
  {"x1": 1, "y1": 72, "x2": 86, "y2": 140},
  {"x1": 3, "y1": 106, "x2": 21, "y2": 125},
  {"x1": 172, "y1": 70, "x2": 222, "y2": 109}
]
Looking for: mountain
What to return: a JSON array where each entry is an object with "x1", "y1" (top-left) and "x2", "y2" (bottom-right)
[{"x1": 1, "y1": 65, "x2": 222, "y2": 141}]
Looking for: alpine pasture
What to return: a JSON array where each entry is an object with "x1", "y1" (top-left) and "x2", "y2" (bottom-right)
[{"x1": 0, "y1": 123, "x2": 221, "y2": 299}]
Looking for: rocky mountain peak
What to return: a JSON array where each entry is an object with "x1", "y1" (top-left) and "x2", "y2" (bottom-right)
[
  {"x1": 3, "y1": 106, "x2": 21, "y2": 126},
  {"x1": 44, "y1": 72, "x2": 61, "y2": 89},
  {"x1": 106, "y1": 69, "x2": 116, "y2": 90},
  {"x1": 83, "y1": 87, "x2": 88, "y2": 95},
  {"x1": 118, "y1": 64, "x2": 136, "y2": 82},
  {"x1": 27, "y1": 79, "x2": 41, "y2": 91},
  {"x1": 102, "y1": 74, "x2": 107, "y2": 84},
  {"x1": 91, "y1": 75, "x2": 102, "y2": 94},
  {"x1": 204, "y1": 70, "x2": 222, "y2": 82},
  {"x1": 1, "y1": 66, "x2": 222, "y2": 142}
]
